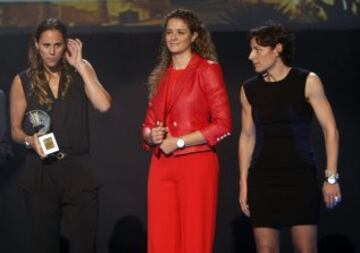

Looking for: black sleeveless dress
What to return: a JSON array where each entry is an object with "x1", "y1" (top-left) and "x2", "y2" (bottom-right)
[{"x1": 243, "y1": 68, "x2": 321, "y2": 227}]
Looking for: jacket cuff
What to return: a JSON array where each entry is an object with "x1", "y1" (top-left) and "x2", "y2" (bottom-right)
[{"x1": 200, "y1": 126, "x2": 231, "y2": 147}]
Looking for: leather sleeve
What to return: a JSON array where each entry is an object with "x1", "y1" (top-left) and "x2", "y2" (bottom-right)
[
  {"x1": 142, "y1": 98, "x2": 157, "y2": 151},
  {"x1": 199, "y1": 62, "x2": 232, "y2": 146},
  {"x1": 141, "y1": 80, "x2": 167, "y2": 152}
]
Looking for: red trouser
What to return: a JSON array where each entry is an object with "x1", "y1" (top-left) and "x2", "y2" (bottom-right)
[{"x1": 148, "y1": 151, "x2": 219, "y2": 253}]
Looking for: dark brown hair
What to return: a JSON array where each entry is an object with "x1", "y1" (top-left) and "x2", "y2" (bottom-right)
[
  {"x1": 27, "y1": 17, "x2": 72, "y2": 108},
  {"x1": 249, "y1": 21, "x2": 295, "y2": 66}
]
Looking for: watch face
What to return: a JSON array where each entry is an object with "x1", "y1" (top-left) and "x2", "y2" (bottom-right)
[
  {"x1": 327, "y1": 176, "x2": 336, "y2": 184},
  {"x1": 177, "y1": 138, "x2": 185, "y2": 148},
  {"x1": 25, "y1": 141, "x2": 31, "y2": 149}
]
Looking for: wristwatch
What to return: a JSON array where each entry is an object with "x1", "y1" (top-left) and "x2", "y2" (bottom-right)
[
  {"x1": 176, "y1": 138, "x2": 185, "y2": 149},
  {"x1": 325, "y1": 170, "x2": 339, "y2": 184},
  {"x1": 24, "y1": 136, "x2": 32, "y2": 149}
]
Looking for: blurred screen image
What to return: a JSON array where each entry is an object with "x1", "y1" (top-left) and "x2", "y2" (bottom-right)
[{"x1": 0, "y1": 0, "x2": 359, "y2": 31}]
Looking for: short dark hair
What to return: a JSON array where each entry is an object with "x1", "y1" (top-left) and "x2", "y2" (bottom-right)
[{"x1": 249, "y1": 22, "x2": 295, "y2": 66}]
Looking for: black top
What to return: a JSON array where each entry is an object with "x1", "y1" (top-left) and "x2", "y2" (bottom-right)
[
  {"x1": 20, "y1": 70, "x2": 89, "y2": 154},
  {"x1": 243, "y1": 68, "x2": 316, "y2": 172},
  {"x1": 0, "y1": 90, "x2": 13, "y2": 166}
]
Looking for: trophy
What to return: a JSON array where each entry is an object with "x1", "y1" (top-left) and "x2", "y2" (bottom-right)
[{"x1": 26, "y1": 110, "x2": 59, "y2": 155}]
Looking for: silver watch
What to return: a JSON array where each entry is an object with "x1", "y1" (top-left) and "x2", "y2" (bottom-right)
[
  {"x1": 325, "y1": 171, "x2": 339, "y2": 184},
  {"x1": 176, "y1": 138, "x2": 185, "y2": 149},
  {"x1": 24, "y1": 136, "x2": 31, "y2": 149}
]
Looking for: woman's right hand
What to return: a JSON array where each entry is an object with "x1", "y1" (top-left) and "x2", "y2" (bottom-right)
[
  {"x1": 27, "y1": 133, "x2": 45, "y2": 159},
  {"x1": 147, "y1": 122, "x2": 167, "y2": 145},
  {"x1": 239, "y1": 182, "x2": 250, "y2": 217}
]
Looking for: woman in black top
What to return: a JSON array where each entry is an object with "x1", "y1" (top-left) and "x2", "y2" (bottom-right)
[
  {"x1": 10, "y1": 18, "x2": 111, "y2": 253},
  {"x1": 239, "y1": 23, "x2": 341, "y2": 253}
]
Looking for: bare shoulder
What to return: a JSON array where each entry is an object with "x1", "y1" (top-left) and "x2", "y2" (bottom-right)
[
  {"x1": 11, "y1": 74, "x2": 22, "y2": 89},
  {"x1": 307, "y1": 72, "x2": 322, "y2": 84},
  {"x1": 240, "y1": 85, "x2": 250, "y2": 107},
  {"x1": 305, "y1": 72, "x2": 328, "y2": 102},
  {"x1": 306, "y1": 72, "x2": 325, "y2": 93},
  {"x1": 10, "y1": 74, "x2": 25, "y2": 97}
]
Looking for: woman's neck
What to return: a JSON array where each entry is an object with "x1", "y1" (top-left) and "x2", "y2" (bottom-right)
[
  {"x1": 264, "y1": 62, "x2": 291, "y2": 82},
  {"x1": 171, "y1": 51, "x2": 192, "y2": 70},
  {"x1": 44, "y1": 65, "x2": 60, "y2": 80}
]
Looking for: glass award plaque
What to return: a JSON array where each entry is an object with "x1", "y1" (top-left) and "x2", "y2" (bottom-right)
[{"x1": 26, "y1": 110, "x2": 59, "y2": 155}]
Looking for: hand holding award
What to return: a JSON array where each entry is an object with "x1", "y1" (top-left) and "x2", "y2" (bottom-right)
[{"x1": 26, "y1": 110, "x2": 59, "y2": 156}]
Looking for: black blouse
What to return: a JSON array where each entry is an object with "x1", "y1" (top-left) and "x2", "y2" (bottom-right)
[{"x1": 20, "y1": 70, "x2": 89, "y2": 154}]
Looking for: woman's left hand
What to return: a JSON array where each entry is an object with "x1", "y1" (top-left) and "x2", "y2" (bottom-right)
[
  {"x1": 65, "y1": 38, "x2": 84, "y2": 70},
  {"x1": 323, "y1": 182, "x2": 341, "y2": 209},
  {"x1": 159, "y1": 133, "x2": 177, "y2": 155}
]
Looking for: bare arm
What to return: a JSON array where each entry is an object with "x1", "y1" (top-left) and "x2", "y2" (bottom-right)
[
  {"x1": 77, "y1": 60, "x2": 111, "y2": 112},
  {"x1": 10, "y1": 75, "x2": 28, "y2": 144},
  {"x1": 305, "y1": 72, "x2": 340, "y2": 208},
  {"x1": 10, "y1": 75, "x2": 44, "y2": 157},
  {"x1": 238, "y1": 85, "x2": 256, "y2": 217},
  {"x1": 66, "y1": 38, "x2": 111, "y2": 112}
]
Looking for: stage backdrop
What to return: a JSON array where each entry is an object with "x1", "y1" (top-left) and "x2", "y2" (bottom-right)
[
  {"x1": 0, "y1": 0, "x2": 359, "y2": 31},
  {"x1": 0, "y1": 29, "x2": 359, "y2": 253}
]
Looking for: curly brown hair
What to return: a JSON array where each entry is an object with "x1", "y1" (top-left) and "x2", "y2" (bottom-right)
[
  {"x1": 27, "y1": 18, "x2": 73, "y2": 109},
  {"x1": 148, "y1": 9, "x2": 218, "y2": 98}
]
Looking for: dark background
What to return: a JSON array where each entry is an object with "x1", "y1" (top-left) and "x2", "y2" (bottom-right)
[{"x1": 0, "y1": 30, "x2": 359, "y2": 253}]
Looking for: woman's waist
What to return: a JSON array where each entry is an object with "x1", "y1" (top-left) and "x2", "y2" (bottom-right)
[
  {"x1": 249, "y1": 161, "x2": 316, "y2": 173},
  {"x1": 152, "y1": 148, "x2": 216, "y2": 161},
  {"x1": 151, "y1": 144, "x2": 214, "y2": 157},
  {"x1": 26, "y1": 149, "x2": 90, "y2": 161}
]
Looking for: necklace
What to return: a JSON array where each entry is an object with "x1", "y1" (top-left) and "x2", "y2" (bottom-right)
[{"x1": 263, "y1": 68, "x2": 291, "y2": 82}]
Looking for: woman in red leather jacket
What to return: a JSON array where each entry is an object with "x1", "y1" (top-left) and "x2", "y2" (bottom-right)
[{"x1": 142, "y1": 9, "x2": 232, "y2": 253}]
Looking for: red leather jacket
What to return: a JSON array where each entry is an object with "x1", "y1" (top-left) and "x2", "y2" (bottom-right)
[{"x1": 142, "y1": 53, "x2": 232, "y2": 156}]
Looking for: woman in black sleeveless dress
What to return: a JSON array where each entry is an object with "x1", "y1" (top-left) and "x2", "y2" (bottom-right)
[
  {"x1": 9, "y1": 18, "x2": 111, "y2": 253},
  {"x1": 239, "y1": 23, "x2": 341, "y2": 253}
]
